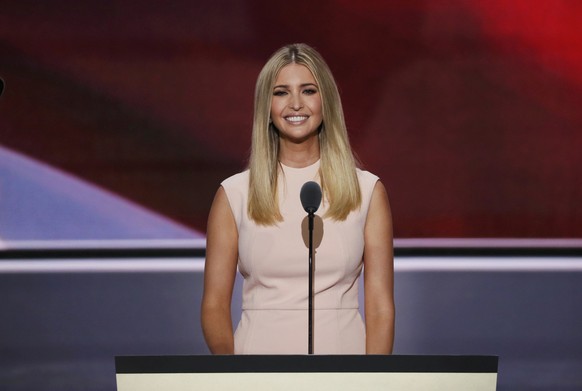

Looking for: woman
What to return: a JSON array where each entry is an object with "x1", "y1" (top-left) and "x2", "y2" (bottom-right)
[{"x1": 201, "y1": 43, "x2": 394, "y2": 354}]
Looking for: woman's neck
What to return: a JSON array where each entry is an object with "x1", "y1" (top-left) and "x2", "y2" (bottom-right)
[
  {"x1": 278, "y1": 149, "x2": 320, "y2": 168},
  {"x1": 278, "y1": 136, "x2": 320, "y2": 168}
]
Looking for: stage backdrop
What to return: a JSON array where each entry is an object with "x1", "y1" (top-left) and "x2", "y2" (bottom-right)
[{"x1": 1, "y1": 0, "x2": 582, "y2": 241}]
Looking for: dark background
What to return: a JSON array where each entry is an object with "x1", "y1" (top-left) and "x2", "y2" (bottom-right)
[
  {"x1": 1, "y1": 2, "x2": 582, "y2": 391},
  {"x1": 2, "y1": 0, "x2": 581, "y2": 239}
]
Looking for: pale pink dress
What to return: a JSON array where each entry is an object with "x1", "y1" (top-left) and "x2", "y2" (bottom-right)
[{"x1": 221, "y1": 160, "x2": 378, "y2": 354}]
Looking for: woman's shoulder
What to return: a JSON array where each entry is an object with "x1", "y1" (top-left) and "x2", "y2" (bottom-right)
[
  {"x1": 356, "y1": 168, "x2": 379, "y2": 187},
  {"x1": 356, "y1": 168, "x2": 380, "y2": 210},
  {"x1": 220, "y1": 170, "x2": 250, "y2": 225},
  {"x1": 221, "y1": 169, "x2": 250, "y2": 189}
]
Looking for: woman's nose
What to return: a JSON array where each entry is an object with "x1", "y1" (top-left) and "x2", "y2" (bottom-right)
[{"x1": 289, "y1": 94, "x2": 303, "y2": 110}]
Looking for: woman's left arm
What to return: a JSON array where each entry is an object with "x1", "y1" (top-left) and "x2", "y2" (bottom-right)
[{"x1": 363, "y1": 180, "x2": 395, "y2": 354}]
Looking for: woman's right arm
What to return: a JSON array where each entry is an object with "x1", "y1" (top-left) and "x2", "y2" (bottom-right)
[{"x1": 201, "y1": 186, "x2": 239, "y2": 354}]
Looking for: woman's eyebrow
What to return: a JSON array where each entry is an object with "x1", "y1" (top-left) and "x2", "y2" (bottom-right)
[{"x1": 273, "y1": 83, "x2": 318, "y2": 89}]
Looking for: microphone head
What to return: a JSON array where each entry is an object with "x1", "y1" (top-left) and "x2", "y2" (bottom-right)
[{"x1": 300, "y1": 181, "x2": 322, "y2": 214}]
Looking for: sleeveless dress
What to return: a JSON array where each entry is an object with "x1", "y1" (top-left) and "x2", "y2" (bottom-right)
[{"x1": 221, "y1": 160, "x2": 378, "y2": 354}]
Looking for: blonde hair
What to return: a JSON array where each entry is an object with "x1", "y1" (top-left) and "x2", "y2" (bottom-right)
[{"x1": 248, "y1": 43, "x2": 361, "y2": 225}]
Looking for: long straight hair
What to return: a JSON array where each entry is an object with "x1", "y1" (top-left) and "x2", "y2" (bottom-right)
[{"x1": 248, "y1": 43, "x2": 361, "y2": 225}]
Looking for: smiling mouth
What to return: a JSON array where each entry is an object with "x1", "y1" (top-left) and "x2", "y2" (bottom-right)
[{"x1": 285, "y1": 115, "x2": 309, "y2": 123}]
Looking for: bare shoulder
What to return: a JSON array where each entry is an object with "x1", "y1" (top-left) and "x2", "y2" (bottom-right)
[
  {"x1": 207, "y1": 186, "x2": 237, "y2": 239},
  {"x1": 369, "y1": 180, "x2": 391, "y2": 217},
  {"x1": 365, "y1": 180, "x2": 393, "y2": 247}
]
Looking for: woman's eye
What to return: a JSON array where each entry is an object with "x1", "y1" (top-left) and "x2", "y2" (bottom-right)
[
  {"x1": 273, "y1": 90, "x2": 287, "y2": 96},
  {"x1": 303, "y1": 89, "x2": 318, "y2": 95}
]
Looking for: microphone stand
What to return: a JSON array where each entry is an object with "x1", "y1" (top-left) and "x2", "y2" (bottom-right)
[
  {"x1": 307, "y1": 209, "x2": 315, "y2": 355},
  {"x1": 300, "y1": 180, "x2": 321, "y2": 355}
]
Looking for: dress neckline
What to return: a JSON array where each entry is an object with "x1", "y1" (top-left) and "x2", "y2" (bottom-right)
[{"x1": 279, "y1": 159, "x2": 320, "y2": 172}]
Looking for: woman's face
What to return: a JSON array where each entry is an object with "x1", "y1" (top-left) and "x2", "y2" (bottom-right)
[{"x1": 270, "y1": 63, "x2": 323, "y2": 144}]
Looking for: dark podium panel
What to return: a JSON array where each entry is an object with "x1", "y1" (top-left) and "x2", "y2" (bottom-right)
[{"x1": 115, "y1": 355, "x2": 498, "y2": 390}]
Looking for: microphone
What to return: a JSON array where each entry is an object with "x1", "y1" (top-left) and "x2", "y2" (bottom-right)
[
  {"x1": 0, "y1": 78, "x2": 4, "y2": 97},
  {"x1": 300, "y1": 181, "x2": 322, "y2": 214},
  {"x1": 300, "y1": 181, "x2": 321, "y2": 355}
]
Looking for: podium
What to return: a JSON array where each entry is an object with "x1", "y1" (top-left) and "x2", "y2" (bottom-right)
[{"x1": 115, "y1": 355, "x2": 498, "y2": 390}]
